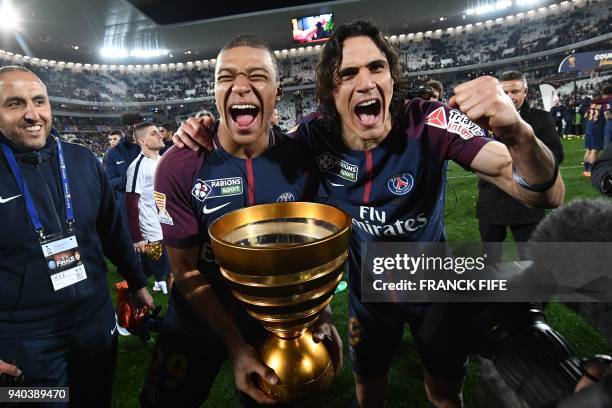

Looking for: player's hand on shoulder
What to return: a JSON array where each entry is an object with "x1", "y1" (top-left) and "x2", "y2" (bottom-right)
[
  {"x1": 172, "y1": 116, "x2": 215, "y2": 152},
  {"x1": 449, "y1": 76, "x2": 525, "y2": 142},
  {"x1": 230, "y1": 343, "x2": 279, "y2": 404}
]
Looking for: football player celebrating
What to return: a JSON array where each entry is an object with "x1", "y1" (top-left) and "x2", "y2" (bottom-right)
[
  {"x1": 140, "y1": 35, "x2": 342, "y2": 407},
  {"x1": 174, "y1": 20, "x2": 563, "y2": 408}
]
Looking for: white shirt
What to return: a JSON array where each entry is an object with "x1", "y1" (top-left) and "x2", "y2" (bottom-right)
[{"x1": 126, "y1": 153, "x2": 163, "y2": 242}]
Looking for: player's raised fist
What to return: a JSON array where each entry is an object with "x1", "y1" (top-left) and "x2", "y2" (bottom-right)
[{"x1": 449, "y1": 76, "x2": 527, "y2": 143}]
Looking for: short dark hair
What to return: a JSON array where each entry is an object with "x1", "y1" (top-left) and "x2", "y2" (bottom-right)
[
  {"x1": 218, "y1": 34, "x2": 278, "y2": 77},
  {"x1": 499, "y1": 70, "x2": 527, "y2": 85},
  {"x1": 109, "y1": 130, "x2": 122, "y2": 137},
  {"x1": 315, "y1": 20, "x2": 405, "y2": 129},
  {"x1": 425, "y1": 80, "x2": 443, "y2": 96},
  {"x1": 132, "y1": 122, "x2": 156, "y2": 140}
]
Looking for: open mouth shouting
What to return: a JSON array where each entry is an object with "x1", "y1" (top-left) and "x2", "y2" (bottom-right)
[
  {"x1": 229, "y1": 103, "x2": 260, "y2": 130},
  {"x1": 354, "y1": 99, "x2": 382, "y2": 126}
]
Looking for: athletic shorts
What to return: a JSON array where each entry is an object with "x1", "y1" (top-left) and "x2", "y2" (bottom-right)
[
  {"x1": 348, "y1": 291, "x2": 468, "y2": 380},
  {"x1": 139, "y1": 241, "x2": 171, "y2": 282},
  {"x1": 140, "y1": 299, "x2": 270, "y2": 408},
  {"x1": 585, "y1": 130, "x2": 604, "y2": 150}
]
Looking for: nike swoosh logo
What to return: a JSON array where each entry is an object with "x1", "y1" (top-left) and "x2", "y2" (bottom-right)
[
  {"x1": 116, "y1": 161, "x2": 125, "y2": 165},
  {"x1": 111, "y1": 324, "x2": 117, "y2": 336},
  {"x1": 330, "y1": 182, "x2": 344, "y2": 187},
  {"x1": 0, "y1": 194, "x2": 22, "y2": 204},
  {"x1": 202, "y1": 202, "x2": 231, "y2": 215}
]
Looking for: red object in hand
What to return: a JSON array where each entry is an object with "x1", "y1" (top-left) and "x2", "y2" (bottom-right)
[{"x1": 116, "y1": 281, "x2": 149, "y2": 335}]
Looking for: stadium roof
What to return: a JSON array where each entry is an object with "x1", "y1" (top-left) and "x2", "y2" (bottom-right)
[{"x1": 0, "y1": 0, "x2": 556, "y2": 64}]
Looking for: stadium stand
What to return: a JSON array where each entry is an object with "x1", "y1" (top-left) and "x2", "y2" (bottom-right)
[{"x1": 0, "y1": 0, "x2": 609, "y2": 154}]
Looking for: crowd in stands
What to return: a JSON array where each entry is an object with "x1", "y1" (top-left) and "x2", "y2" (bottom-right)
[
  {"x1": 398, "y1": 0, "x2": 611, "y2": 72},
  {"x1": 2, "y1": 0, "x2": 607, "y2": 155},
  {"x1": 0, "y1": 0, "x2": 606, "y2": 106}
]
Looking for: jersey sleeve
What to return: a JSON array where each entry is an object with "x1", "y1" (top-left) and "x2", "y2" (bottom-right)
[
  {"x1": 407, "y1": 99, "x2": 489, "y2": 171},
  {"x1": 154, "y1": 146, "x2": 205, "y2": 248},
  {"x1": 125, "y1": 158, "x2": 143, "y2": 194}
]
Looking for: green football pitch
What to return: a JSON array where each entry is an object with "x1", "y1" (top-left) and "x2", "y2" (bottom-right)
[{"x1": 108, "y1": 137, "x2": 611, "y2": 407}]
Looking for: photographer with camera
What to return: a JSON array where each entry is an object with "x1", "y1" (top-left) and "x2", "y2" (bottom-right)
[{"x1": 421, "y1": 198, "x2": 612, "y2": 408}]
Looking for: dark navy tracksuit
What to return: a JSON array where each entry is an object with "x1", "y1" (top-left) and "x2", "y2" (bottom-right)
[
  {"x1": 0, "y1": 134, "x2": 146, "y2": 407},
  {"x1": 103, "y1": 138, "x2": 140, "y2": 222}
]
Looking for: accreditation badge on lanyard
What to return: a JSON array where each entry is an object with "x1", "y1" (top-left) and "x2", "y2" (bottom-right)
[
  {"x1": 40, "y1": 231, "x2": 86, "y2": 290},
  {"x1": 0, "y1": 133, "x2": 87, "y2": 291}
]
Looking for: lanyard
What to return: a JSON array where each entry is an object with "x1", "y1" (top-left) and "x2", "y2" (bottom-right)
[{"x1": 0, "y1": 133, "x2": 74, "y2": 237}]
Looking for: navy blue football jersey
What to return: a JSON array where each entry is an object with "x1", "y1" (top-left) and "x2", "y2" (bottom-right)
[{"x1": 294, "y1": 99, "x2": 489, "y2": 295}]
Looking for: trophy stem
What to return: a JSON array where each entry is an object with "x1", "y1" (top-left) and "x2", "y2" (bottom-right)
[
  {"x1": 275, "y1": 330, "x2": 306, "y2": 340},
  {"x1": 258, "y1": 330, "x2": 334, "y2": 402}
]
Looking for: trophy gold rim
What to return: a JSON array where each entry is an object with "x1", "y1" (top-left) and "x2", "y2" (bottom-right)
[
  {"x1": 208, "y1": 202, "x2": 351, "y2": 252},
  {"x1": 208, "y1": 202, "x2": 352, "y2": 276}
]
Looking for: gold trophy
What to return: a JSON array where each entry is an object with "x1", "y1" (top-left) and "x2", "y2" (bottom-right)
[
  {"x1": 208, "y1": 202, "x2": 351, "y2": 402},
  {"x1": 144, "y1": 241, "x2": 163, "y2": 261}
]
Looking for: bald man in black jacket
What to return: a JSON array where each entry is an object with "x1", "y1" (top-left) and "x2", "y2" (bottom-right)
[{"x1": 477, "y1": 71, "x2": 564, "y2": 264}]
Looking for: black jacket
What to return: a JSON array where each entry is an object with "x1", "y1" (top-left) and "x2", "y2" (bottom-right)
[
  {"x1": 103, "y1": 138, "x2": 140, "y2": 220},
  {"x1": 592, "y1": 144, "x2": 612, "y2": 196},
  {"x1": 477, "y1": 103, "x2": 564, "y2": 224},
  {"x1": 0, "y1": 134, "x2": 146, "y2": 332},
  {"x1": 550, "y1": 105, "x2": 563, "y2": 123}
]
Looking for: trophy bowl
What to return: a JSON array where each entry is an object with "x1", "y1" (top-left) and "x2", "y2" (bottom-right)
[{"x1": 208, "y1": 202, "x2": 351, "y2": 402}]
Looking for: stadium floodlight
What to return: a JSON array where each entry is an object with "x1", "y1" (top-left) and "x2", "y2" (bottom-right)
[
  {"x1": 0, "y1": 1, "x2": 18, "y2": 30},
  {"x1": 516, "y1": 0, "x2": 539, "y2": 6},
  {"x1": 130, "y1": 48, "x2": 169, "y2": 58},
  {"x1": 100, "y1": 47, "x2": 129, "y2": 58},
  {"x1": 100, "y1": 47, "x2": 169, "y2": 59},
  {"x1": 466, "y1": 0, "x2": 512, "y2": 15}
]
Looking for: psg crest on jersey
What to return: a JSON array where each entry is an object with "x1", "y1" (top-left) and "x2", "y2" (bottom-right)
[
  {"x1": 387, "y1": 173, "x2": 414, "y2": 195},
  {"x1": 276, "y1": 192, "x2": 295, "y2": 202}
]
